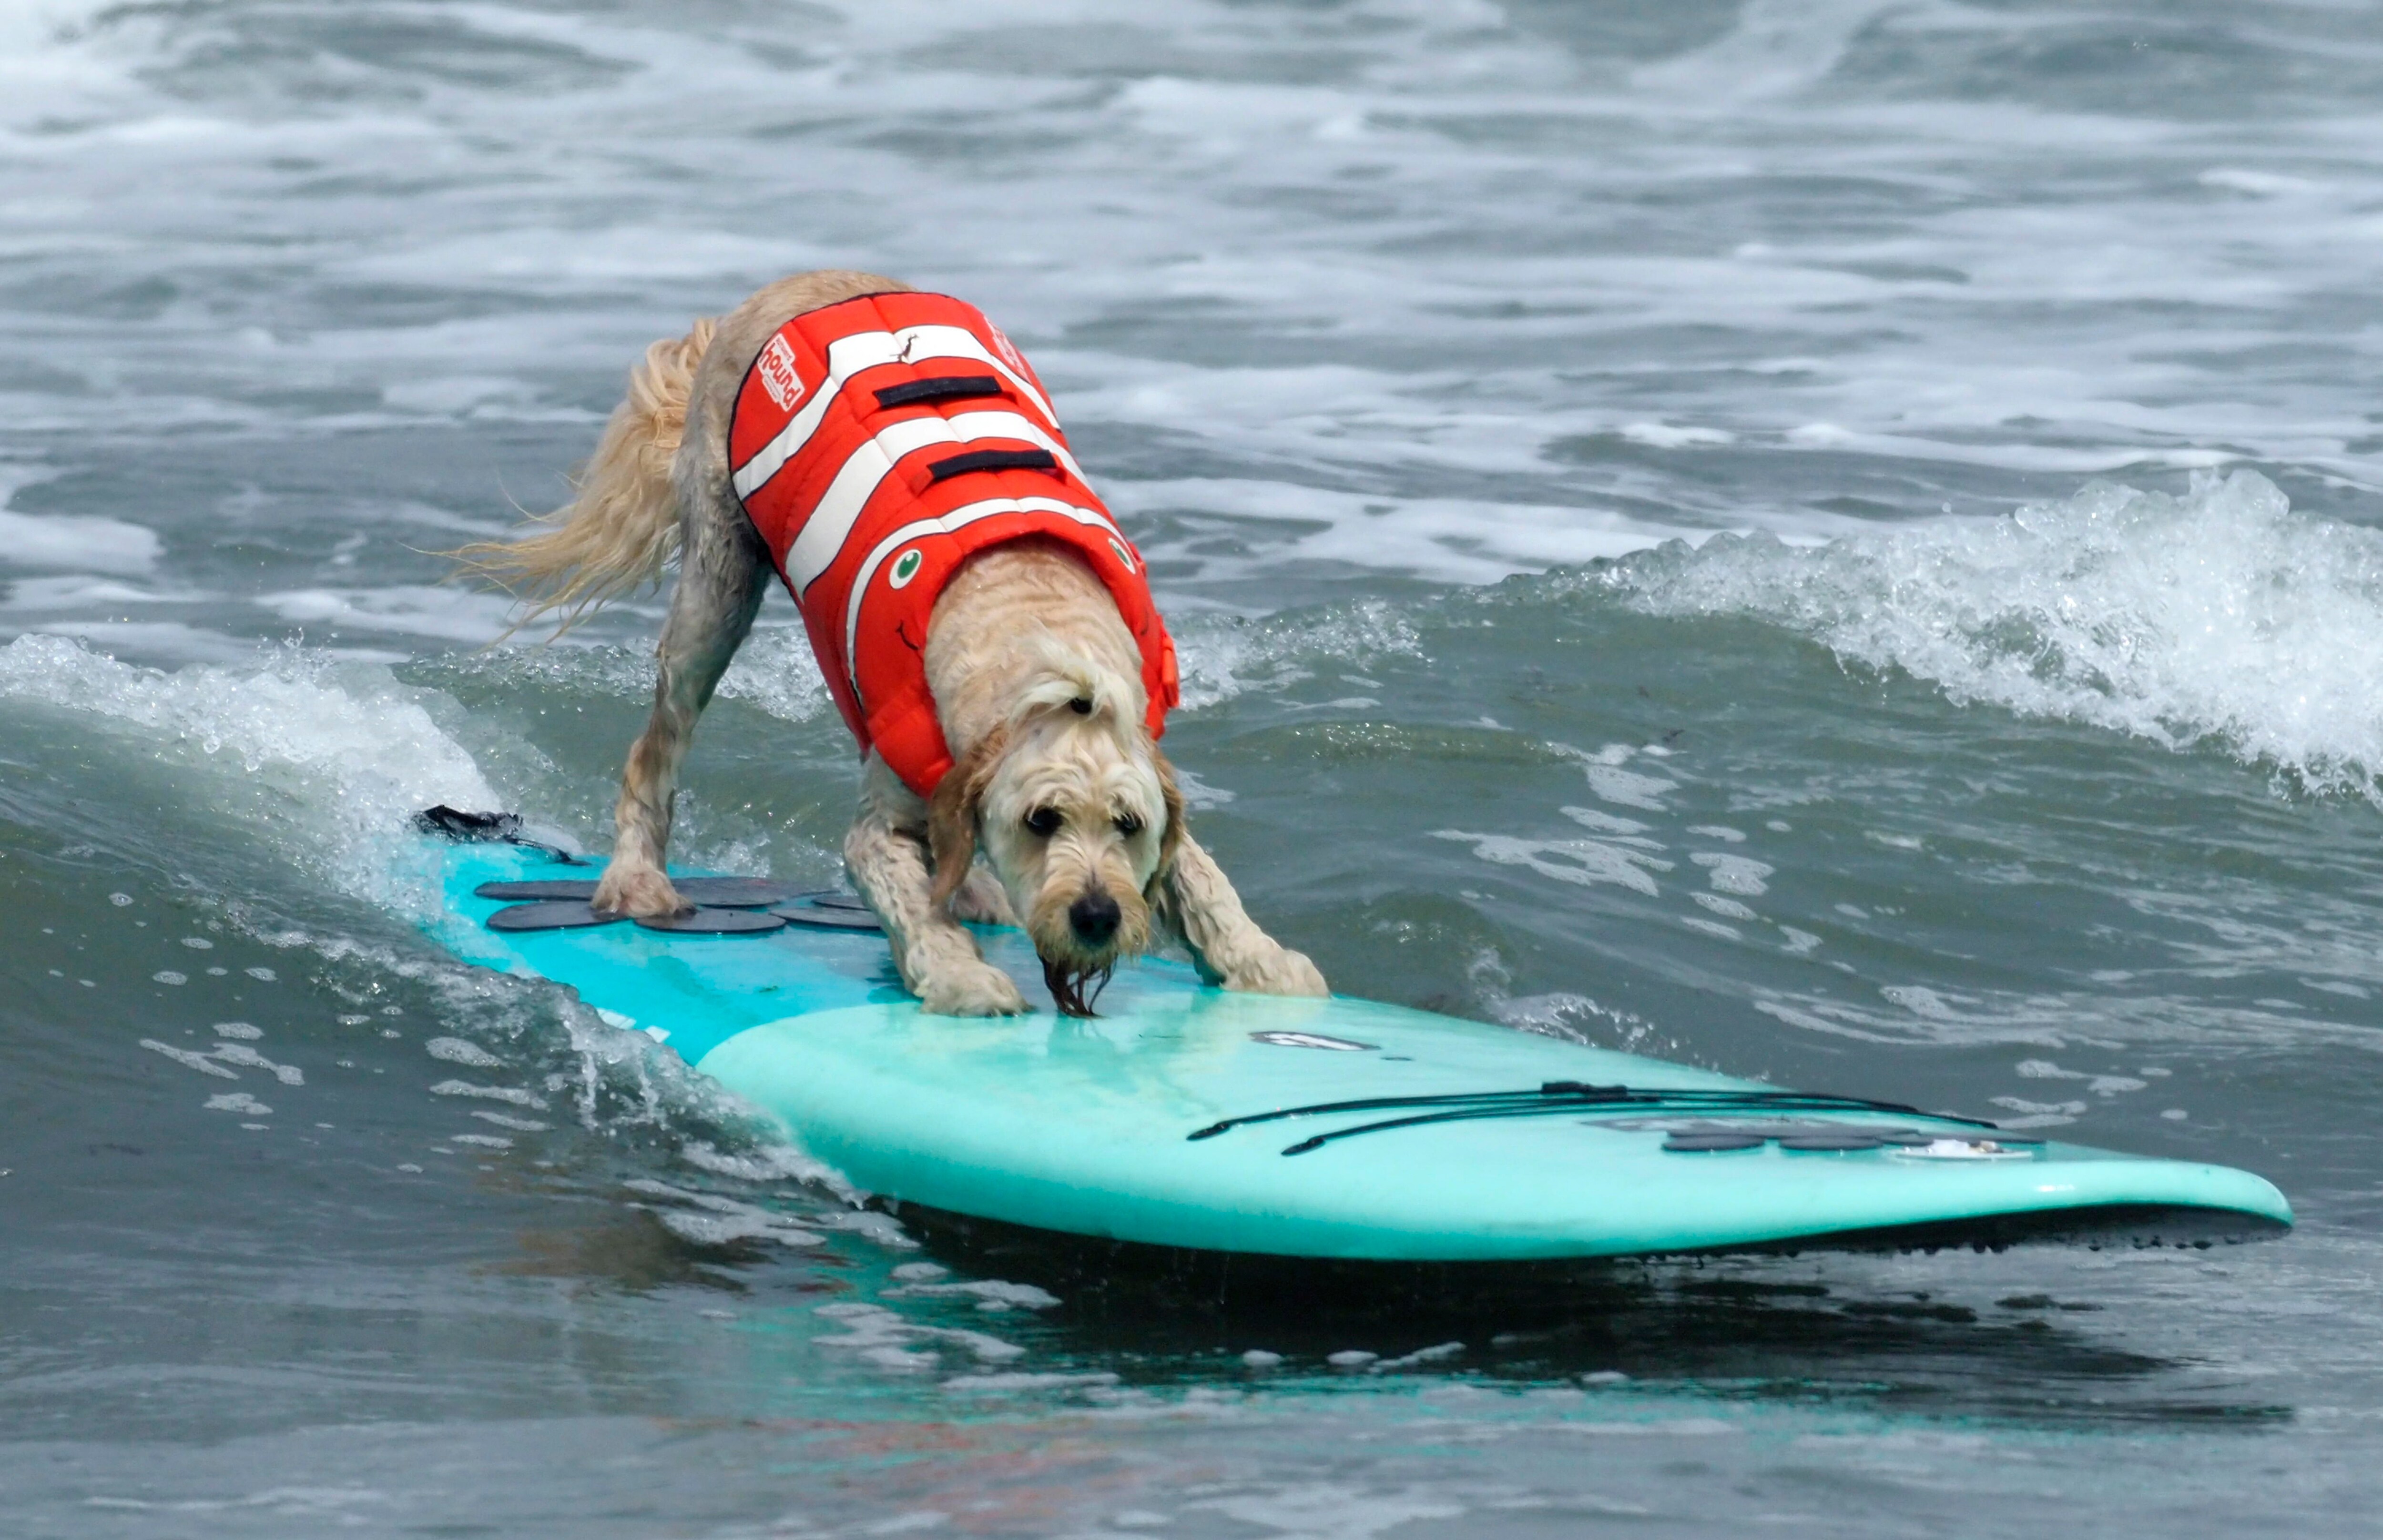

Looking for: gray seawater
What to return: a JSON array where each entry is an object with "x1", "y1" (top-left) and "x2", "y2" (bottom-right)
[{"x1": 7, "y1": 0, "x2": 2383, "y2": 1533}]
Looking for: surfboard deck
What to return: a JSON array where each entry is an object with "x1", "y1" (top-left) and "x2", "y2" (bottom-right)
[{"x1": 414, "y1": 839, "x2": 2291, "y2": 1261}]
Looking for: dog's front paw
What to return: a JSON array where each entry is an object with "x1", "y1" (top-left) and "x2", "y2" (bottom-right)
[
  {"x1": 947, "y1": 867, "x2": 1019, "y2": 926},
  {"x1": 920, "y1": 962, "x2": 1031, "y2": 1017},
  {"x1": 592, "y1": 863, "x2": 692, "y2": 919},
  {"x1": 1222, "y1": 945, "x2": 1329, "y2": 998}
]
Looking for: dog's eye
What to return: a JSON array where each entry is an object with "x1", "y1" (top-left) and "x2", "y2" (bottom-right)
[
  {"x1": 1024, "y1": 807, "x2": 1062, "y2": 837},
  {"x1": 1113, "y1": 813, "x2": 1144, "y2": 837}
]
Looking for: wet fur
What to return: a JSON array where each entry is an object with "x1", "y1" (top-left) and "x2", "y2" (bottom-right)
[{"x1": 458, "y1": 270, "x2": 1327, "y2": 1016}]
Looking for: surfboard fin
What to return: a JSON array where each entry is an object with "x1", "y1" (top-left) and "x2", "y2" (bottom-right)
[{"x1": 413, "y1": 805, "x2": 590, "y2": 866}]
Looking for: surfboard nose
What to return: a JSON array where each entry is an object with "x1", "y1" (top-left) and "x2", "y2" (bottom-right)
[{"x1": 1068, "y1": 890, "x2": 1121, "y2": 946}]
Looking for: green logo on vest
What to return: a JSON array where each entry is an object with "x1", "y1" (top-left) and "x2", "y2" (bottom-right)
[
  {"x1": 1108, "y1": 536, "x2": 1135, "y2": 572},
  {"x1": 888, "y1": 548, "x2": 924, "y2": 589}
]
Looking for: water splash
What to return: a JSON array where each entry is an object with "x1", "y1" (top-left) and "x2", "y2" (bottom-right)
[
  {"x1": 1595, "y1": 471, "x2": 2383, "y2": 800},
  {"x1": 1171, "y1": 598, "x2": 1424, "y2": 711},
  {"x1": 0, "y1": 634, "x2": 500, "y2": 896}
]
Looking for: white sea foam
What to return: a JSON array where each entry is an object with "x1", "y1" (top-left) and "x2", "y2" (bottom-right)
[
  {"x1": 1752, "y1": 980, "x2": 2383, "y2": 1057},
  {"x1": 1692, "y1": 852, "x2": 1773, "y2": 897},
  {"x1": 28, "y1": 621, "x2": 271, "y2": 666},
  {"x1": 1602, "y1": 472, "x2": 2383, "y2": 800},
  {"x1": 0, "y1": 634, "x2": 499, "y2": 895},
  {"x1": 1104, "y1": 476, "x2": 1714, "y2": 585},
  {"x1": 716, "y1": 623, "x2": 831, "y2": 722},
  {"x1": 813, "y1": 1301, "x2": 1025, "y2": 1372},
  {"x1": 211, "y1": 1043, "x2": 302, "y2": 1085},
  {"x1": 1581, "y1": 764, "x2": 1675, "y2": 812},
  {"x1": 431, "y1": 624, "x2": 831, "y2": 725},
  {"x1": 429, "y1": 1080, "x2": 548, "y2": 1110},
  {"x1": 942, "y1": 1371, "x2": 1118, "y2": 1393},
  {"x1": 881, "y1": 1278, "x2": 1061, "y2": 1312},
  {"x1": 5, "y1": 575, "x2": 190, "y2": 610},
  {"x1": 675, "y1": 1138, "x2": 855, "y2": 1197},
  {"x1": 141, "y1": 1039, "x2": 237, "y2": 1079},
  {"x1": 423, "y1": 1037, "x2": 503, "y2": 1069},
  {"x1": 1171, "y1": 600, "x2": 1423, "y2": 711},
  {"x1": 0, "y1": 508, "x2": 160, "y2": 574},
  {"x1": 1691, "y1": 892, "x2": 1757, "y2": 921},
  {"x1": 4, "y1": 0, "x2": 2383, "y2": 627},
  {"x1": 252, "y1": 588, "x2": 520, "y2": 645},
  {"x1": 1434, "y1": 829, "x2": 1672, "y2": 897},
  {"x1": 1373, "y1": 1341, "x2": 1466, "y2": 1370},
  {"x1": 622, "y1": 1177, "x2": 826, "y2": 1248},
  {"x1": 459, "y1": 1110, "x2": 541, "y2": 1134}
]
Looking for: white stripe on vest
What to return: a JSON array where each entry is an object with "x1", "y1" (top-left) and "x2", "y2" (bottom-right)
[
  {"x1": 730, "y1": 324, "x2": 1059, "y2": 504},
  {"x1": 841, "y1": 496, "x2": 1122, "y2": 695},
  {"x1": 780, "y1": 410, "x2": 1087, "y2": 597}
]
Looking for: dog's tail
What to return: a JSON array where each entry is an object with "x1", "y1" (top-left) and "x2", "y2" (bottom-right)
[{"x1": 450, "y1": 318, "x2": 716, "y2": 635}]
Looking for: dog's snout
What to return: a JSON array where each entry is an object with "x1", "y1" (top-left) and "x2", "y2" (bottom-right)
[{"x1": 1068, "y1": 891, "x2": 1122, "y2": 947}]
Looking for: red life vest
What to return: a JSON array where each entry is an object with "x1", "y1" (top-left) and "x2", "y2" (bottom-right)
[{"x1": 727, "y1": 292, "x2": 1180, "y2": 797}]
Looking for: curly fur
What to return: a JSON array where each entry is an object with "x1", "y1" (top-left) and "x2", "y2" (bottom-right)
[
  {"x1": 449, "y1": 319, "x2": 717, "y2": 635},
  {"x1": 453, "y1": 270, "x2": 1329, "y2": 1016}
]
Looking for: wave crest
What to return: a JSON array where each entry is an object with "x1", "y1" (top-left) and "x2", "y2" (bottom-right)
[{"x1": 1599, "y1": 471, "x2": 2383, "y2": 799}]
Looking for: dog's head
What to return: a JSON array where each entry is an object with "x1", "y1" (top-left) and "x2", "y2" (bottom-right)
[{"x1": 927, "y1": 647, "x2": 1182, "y2": 1016}]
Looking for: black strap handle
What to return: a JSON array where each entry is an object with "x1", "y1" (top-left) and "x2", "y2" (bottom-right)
[
  {"x1": 875, "y1": 374, "x2": 1004, "y2": 410},
  {"x1": 927, "y1": 447, "x2": 1058, "y2": 482}
]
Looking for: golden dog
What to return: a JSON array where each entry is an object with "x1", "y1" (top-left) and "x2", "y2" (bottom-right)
[{"x1": 460, "y1": 270, "x2": 1326, "y2": 1016}]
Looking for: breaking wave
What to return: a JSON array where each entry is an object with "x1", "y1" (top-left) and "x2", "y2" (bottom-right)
[
  {"x1": 0, "y1": 633, "x2": 500, "y2": 899},
  {"x1": 1593, "y1": 471, "x2": 2383, "y2": 800}
]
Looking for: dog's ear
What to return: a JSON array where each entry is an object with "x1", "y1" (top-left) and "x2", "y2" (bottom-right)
[
  {"x1": 928, "y1": 724, "x2": 1008, "y2": 907},
  {"x1": 1146, "y1": 749, "x2": 1187, "y2": 902}
]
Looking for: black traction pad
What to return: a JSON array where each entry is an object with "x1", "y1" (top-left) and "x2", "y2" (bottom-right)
[
  {"x1": 771, "y1": 895, "x2": 884, "y2": 932},
  {"x1": 1661, "y1": 1132, "x2": 1766, "y2": 1152},
  {"x1": 475, "y1": 877, "x2": 797, "y2": 907},
  {"x1": 486, "y1": 901, "x2": 621, "y2": 932},
  {"x1": 633, "y1": 907, "x2": 787, "y2": 935},
  {"x1": 1660, "y1": 1121, "x2": 2045, "y2": 1154}
]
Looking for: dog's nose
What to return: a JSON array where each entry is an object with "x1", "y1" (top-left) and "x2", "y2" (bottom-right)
[{"x1": 1068, "y1": 891, "x2": 1121, "y2": 947}]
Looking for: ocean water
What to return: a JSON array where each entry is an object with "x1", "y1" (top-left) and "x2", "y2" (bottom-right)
[{"x1": 7, "y1": 0, "x2": 2383, "y2": 1533}]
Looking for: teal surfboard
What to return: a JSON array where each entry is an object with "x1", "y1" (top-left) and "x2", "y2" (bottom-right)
[{"x1": 416, "y1": 838, "x2": 2291, "y2": 1261}]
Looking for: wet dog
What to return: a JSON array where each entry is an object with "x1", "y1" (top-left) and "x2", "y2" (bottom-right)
[{"x1": 458, "y1": 270, "x2": 1326, "y2": 1016}]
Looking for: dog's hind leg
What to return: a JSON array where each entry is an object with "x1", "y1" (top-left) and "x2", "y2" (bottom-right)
[
  {"x1": 845, "y1": 757, "x2": 1029, "y2": 1015},
  {"x1": 592, "y1": 511, "x2": 771, "y2": 918},
  {"x1": 1154, "y1": 833, "x2": 1329, "y2": 996}
]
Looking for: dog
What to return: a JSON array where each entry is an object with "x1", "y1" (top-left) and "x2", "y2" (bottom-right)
[{"x1": 459, "y1": 270, "x2": 1327, "y2": 1017}]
